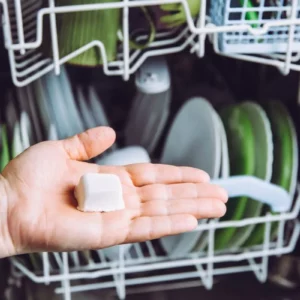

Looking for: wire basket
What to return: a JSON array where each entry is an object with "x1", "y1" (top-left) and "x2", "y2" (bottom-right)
[
  {"x1": 1, "y1": 0, "x2": 202, "y2": 87},
  {"x1": 210, "y1": 0, "x2": 300, "y2": 54}
]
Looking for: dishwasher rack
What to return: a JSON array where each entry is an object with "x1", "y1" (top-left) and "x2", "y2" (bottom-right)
[
  {"x1": 3, "y1": 0, "x2": 300, "y2": 87},
  {"x1": 9, "y1": 187, "x2": 300, "y2": 300},
  {"x1": 3, "y1": 1, "x2": 300, "y2": 299}
]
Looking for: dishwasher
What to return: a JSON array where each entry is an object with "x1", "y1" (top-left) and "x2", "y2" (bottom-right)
[{"x1": 1, "y1": 0, "x2": 300, "y2": 299}]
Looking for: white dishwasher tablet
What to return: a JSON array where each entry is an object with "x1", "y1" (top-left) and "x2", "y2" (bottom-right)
[{"x1": 75, "y1": 173, "x2": 124, "y2": 212}]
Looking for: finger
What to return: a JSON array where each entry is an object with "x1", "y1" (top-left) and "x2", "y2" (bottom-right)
[
  {"x1": 126, "y1": 215, "x2": 197, "y2": 243},
  {"x1": 139, "y1": 183, "x2": 228, "y2": 203},
  {"x1": 62, "y1": 127, "x2": 116, "y2": 161},
  {"x1": 141, "y1": 198, "x2": 226, "y2": 219},
  {"x1": 125, "y1": 164, "x2": 210, "y2": 187}
]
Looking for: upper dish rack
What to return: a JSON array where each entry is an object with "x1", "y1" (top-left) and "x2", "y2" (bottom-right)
[
  {"x1": 1, "y1": 0, "x2": 202, "y2": 87},
  {"x1": 3, "y1": 0, "x2": 300, "y2": 87}
]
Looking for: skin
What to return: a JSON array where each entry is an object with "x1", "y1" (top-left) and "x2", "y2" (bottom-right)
[{"x1": 0, "y1": 126, "x2": 227, "y2": 258}]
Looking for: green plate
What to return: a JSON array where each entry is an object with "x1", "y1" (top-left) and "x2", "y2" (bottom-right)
[
  {"x1": 214, "y1": 105, "x2": 255, "y2": 250},
  {"x1": 244, "y1": 101, "x2": 295, "y2": 247},
  {"x1": 228, "y1": 102, "x2": 273, "y2": 249},
  {"x1": 0, "y1": 125, "x2": 10, "y2": 172}
]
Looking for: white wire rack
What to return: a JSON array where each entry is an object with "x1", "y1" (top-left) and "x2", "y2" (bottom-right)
[
  {"x1": 210, "y1": 0, "x2": 300, "y2": 54},
  {"x1": 1, "y1": 0, "x2": 201, "y2": 87},
  {"x1": 4, "y1": 0, "x2": 300, "y2": 87},
  {"x1": 9, "y1": 186, "x2": 300, "y2": 300}
]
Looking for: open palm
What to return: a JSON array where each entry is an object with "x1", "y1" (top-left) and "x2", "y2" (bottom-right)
[{"x1": 0, "y1": 127, "x2": 227, "y2": 258}]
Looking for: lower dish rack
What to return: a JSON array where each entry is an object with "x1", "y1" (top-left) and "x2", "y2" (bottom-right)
[{"x1": 9, "y1": 185, "x2": 300, "y2": 300}]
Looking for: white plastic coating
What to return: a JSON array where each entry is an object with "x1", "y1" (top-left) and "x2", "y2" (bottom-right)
[{"x1": 212, "y1": 176, "x2": 292, "y2": 213}]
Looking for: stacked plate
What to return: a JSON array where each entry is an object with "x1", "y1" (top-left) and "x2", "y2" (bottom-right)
[{"x1": 160, "y1": 97, "x2": 298, "y2": 256}]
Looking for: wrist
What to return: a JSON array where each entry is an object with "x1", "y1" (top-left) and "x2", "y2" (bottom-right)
[{"x1": 0, "y1": 174, "x2": 15, "y2": 258}]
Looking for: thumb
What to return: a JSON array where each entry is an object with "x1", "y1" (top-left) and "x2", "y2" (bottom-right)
[{"x1": 62, "y1": 127, "x2": 116, "y2": 161}]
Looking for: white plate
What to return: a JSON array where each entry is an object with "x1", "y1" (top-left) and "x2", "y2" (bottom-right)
[
  {"x1": 16, "y1": 87, "x2": 30, "y2": 114},
  {"x1": 88, "y1": 86, "x2": 110, "y2": 127},
  {"x1": 26, "y1": 84, "x2": 43, "y2": 142},
  {"x1": 12, "y1": 122, "x2": 23, "y2": 158},
  {"x1": 34, "y1": 78, "x2": 52, "y2": 135},
  {"x1": 97, "y1": 146, "x2": 151, "y2": 166},
  {"x1": 44, "y1": 72, "x2": 71, "y2": 139},
  {"x1": 59, "y1": 66, "x2": 85, "y2": 135},
  {"x1": 192, "y1": 110, "x2": 230, "y2": 253},
  {"x1": 20, "y1": 112, "x2": 34, "y2": 150},
  {"x1": 217, "y1": 112, "x2": 230, "y2": 179},
  {"x1": 6, "y1": 90, "x2": 19, "y2": 138},
  {"x1": 160, "y1": 97, "x2": 221, "y2": 257},
  {"x1": 47, "y1": 123, "x2": 58, "y2": 141},
  {"x1": 77, "y1": 87, "x2": 97, "y2": 129}
]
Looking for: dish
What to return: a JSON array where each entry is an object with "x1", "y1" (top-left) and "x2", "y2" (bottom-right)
[
  {"x1": 161, "y1": 97, "x2": 221, "y2": 178},
  {"x1": 98, "y1": 146, "x2": 151, "y2": 166},
  {"x1": 34, "y1": 78, "x2": 52, "y2": 138},
  {"x1": 25, "y1": 85, "x2": 43, "y2": 142},
  {"x1": 88, "y1": 86, "x2": 110, "y2": 127},
  {"x1": 43, "y1": 73, "x2": 71, "y2": 139},
  {"x1": 5, "y1": 91, "x2": 19, "y2": 140},
  {"x1": 214, "y1": 105, "x2": 255, "y2": 251},
  {"x1": 77, "y1": 87, "x2": 97, "y2": 130},
  {"x1": 59, "y1": 66, "x2": 85, "y2": 135},
  {"x1": 20, "y1": 112, "x2": 34, "y2": 150},
  {"x1": 244, "y1": 101, "x2": 297, "y2": 246},
  {"x1": 0, "y1": 125, "x2": 10, "y2": 172},
  {"x1": 228, "y1": 102, "x2": 273, "y2": 249},
  {"x1": 192, "y1": 110, "x2": 230, "y2": 253},
  {"x1": 160, "y1": 97, "x2": 221, "y2": 257},
  {"x1": 12, "y1": 122, "x2": 23, "y2": 158},
  {"x1": 217, "y1": 111, "x2": 230, "y2": 179},
  {"x1": 47, "y1": 123, "x2": 59, "y2": 141}
]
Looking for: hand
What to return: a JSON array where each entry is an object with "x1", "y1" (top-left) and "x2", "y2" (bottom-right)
[{"x1": 0, "y1": 127, "x2": 227, "y2": 258}]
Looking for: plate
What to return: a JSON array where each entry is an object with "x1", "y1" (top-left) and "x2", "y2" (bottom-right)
[
  {"x1": 0, "y1": 125, "x2": 10, "y2": 172},
  {"x1": 244, "y1": 101, "x2": 297, "y2": 246},
  {"x1": 77, "y1": 87, "x2": 97, "y2": 129},
  {"x1": 20, "y1": 112, "x2": 34, "y2": 150},
  {"x1": 34, "y1": 78, "x2": 52, "y2": 138},
  {"x1": 228, "y1": 102, "x2": 273, "y2": 249},
  {"x1": 59, "y1": 66, "x2": 85, "y2": 135},
  {"x1": 160, "y1": 97, "x2": 221, "y2": 257},
  {"x1": 214, "y1": 105, "x2": 255, "y2": 251},
  {"x1": 47, "y1": 123, "x2": 59, "y2": 141},
  {"x1": 217, "y1": 112, "x2": 230, "y2": 179},
  {"x1": 88, "y1": 86, "x2": 110, "y2": 127},
  {"x1": 25, "y1": 85, "x2": 43, "y2": 142},
  {"x1": 192, "y1": 110, "x2": 230, "y2": 253},
  {"x1": 12, "y1": 122, "x2": 23, "y2": 159},
  {"x1": 43, "y1": 73, "x2": 71, "y2": 139},
  {"x1": 5, "y1": 91, "x2": 19, "y2": 141}
]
